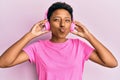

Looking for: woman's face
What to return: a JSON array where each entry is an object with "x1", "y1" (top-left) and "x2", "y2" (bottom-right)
[{"x1": 49, "y1": 9, "x2": 72, "y2": 39}]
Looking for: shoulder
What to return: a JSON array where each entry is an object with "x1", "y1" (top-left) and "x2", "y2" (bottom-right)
[
  {"x1": 25, "y1": 39, "x2": 47, "y2": 48},
  {"x1": 69, "y1": 38, "x2": 92, "y2": 49}
]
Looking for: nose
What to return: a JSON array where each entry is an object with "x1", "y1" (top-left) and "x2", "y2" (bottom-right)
[{"x1": 60, "y1": 20, "x2": 65, "y2": 27}]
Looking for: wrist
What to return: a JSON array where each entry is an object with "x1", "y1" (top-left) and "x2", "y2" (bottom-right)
[
  {"x1": 84, "y1": 32, "x2": 94, "y2": 41},
  {"x1": 25, "y1": 32, "x2": 36, "y2": 40}
]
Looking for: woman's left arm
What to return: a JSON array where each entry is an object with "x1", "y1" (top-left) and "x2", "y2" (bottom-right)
[{"x1": 72, "y1": 21, "x2": 118, "y2": 68}]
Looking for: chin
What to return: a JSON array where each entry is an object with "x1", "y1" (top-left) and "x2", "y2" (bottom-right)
[{"x1": 58, "y1": 34, "x2": 68, "y2": 39}]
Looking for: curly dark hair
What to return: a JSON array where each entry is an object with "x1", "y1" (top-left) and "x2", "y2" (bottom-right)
[{"x1": 47, "y1": 2, "x2": 73, "y2": 21}]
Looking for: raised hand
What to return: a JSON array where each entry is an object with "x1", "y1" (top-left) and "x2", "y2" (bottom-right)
[
  {"x1": 71, "y1": 21, "x2": 90, "y2": 40},
  {"x1": 29, "y1": 19, "x2": 49, "y2": 38}
]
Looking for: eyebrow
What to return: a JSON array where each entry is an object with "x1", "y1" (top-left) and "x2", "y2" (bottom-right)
[{"x1": 53, "y1": 16, "x2": 71, "y2": 19}]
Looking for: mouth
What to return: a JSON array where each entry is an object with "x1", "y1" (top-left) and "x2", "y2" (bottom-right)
[{"x1": 59, "y1": 28, "x2": 66, "y2": 33}]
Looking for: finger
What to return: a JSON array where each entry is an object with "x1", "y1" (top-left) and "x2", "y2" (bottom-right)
[
  {"x1": 39, "y1": 19, "x2": 48, "y2": 27},
  {"x1": 39, "y1": 30, "x2": 50, "y2": 35},
  {"x1": 75, "y1": 21, "x2": 88, "y2": 29},
  {"x1": 71, "y1": 31, "x2": 78, "y2": 35},
  {"x1": 74, "y1": 21, "x2": 83, "y2": 26},
  {"x1": 32, "y1": 25, "x2": 39, "y2": 31},
  {"x1": 43, "y1": 30, "x2": 50, "y2": 33},
  {"x1": 75, "y1": 26, "x2": 84, "y2": 32},
  {"x1": 35, "y1": 19, "x2": 47, "y2": 27},
  {"x1": 74, "y1": 21, "x2": 85, "y2": 29}
]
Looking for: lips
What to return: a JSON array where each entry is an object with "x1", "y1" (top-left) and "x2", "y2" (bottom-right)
[{"x1": 59, "y1": 28, "x2": 66, "y2": 33}]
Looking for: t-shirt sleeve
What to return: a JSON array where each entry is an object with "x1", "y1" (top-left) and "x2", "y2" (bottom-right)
[
  {"x1": 23, "y1": 42, "x2": 37, "y2": 63},
  {"x1": 81, "y1": 41, "x2": 94, "y2": 61}
]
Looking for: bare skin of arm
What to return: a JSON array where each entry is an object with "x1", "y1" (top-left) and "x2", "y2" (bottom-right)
[
  {"x1": 0, "y1": 19, "x2": 118, "y2": 68},
  {"x1": 72, "y1": 21, "x2": 118, "y2": 68},
  {"x1": 0, "y1": 20, "x2": 49, "y2": 68}
]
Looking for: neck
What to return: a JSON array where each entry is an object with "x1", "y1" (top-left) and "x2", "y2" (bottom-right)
[{"x1": 50, "y1": 36, "x2": 67, "y2": 43}]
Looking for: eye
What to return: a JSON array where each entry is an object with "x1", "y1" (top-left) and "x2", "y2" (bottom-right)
[
  {"x1": 65, "y1": 19, "x2": 71, "y2": 23},
  {"x1": 53, "y1": 18, "x2": 60, "y2": 22}
]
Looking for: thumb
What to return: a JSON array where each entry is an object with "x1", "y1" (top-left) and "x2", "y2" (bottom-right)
[
  {"x1": 71, "y1": 31, "x2": 78, "y2": 35},
  {"x1": 39, "y1": 30, "x2": 50, "y2": 35}
]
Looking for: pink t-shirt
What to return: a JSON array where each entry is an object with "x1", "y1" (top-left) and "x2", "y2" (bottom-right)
[{"x1": 23, "y1": 38, "x2": 94, "y2": 80}]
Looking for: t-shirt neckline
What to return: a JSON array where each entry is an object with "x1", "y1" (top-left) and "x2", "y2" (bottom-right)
[{"x1": 46, "y1": 39, "x2": 70, "y2": 46}]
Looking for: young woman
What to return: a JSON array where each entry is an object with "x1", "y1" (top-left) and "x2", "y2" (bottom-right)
[{"x1": 0, "y1": 2, "x2": 118, "y2": 80}]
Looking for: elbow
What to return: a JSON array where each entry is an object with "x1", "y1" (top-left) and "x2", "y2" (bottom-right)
[
  {"x1": 0, "y1": 64, "x2": 7, "y2": 68},
  {"x1": 0, "y1": 64, "x2": 12, "y2": 68},
  {"x1": 110, "y1": 61, "x2": 118, "y2": 68},
  {"x1": 111, "y1": 59, "x2": 118, "y2": 68},
  {"x1": 105, "y1": 60, "x2": 118, "y2": 68},
  {"x1": 0, "y1": 60, "x2": 14, "y2": 68},
  {"x1": 0, "y1": 63, "x2": 10, "y2": 68},
  {"x1": 0, "y1": 65, "x2": 7, "y2": 68},
  {"x1": 0, "y1": 60, "x2": 13, "y2": 68}
]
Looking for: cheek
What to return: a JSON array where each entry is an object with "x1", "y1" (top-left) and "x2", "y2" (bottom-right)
[
  {"x1": 50, "y1": 24, "x2": 58, "y2": 33},
  {"x1": 67, "y1": 24, "x2": 71, "y2": 30},
  {"x1": 50, "y1": 22, "x2": 71, "y2": 32},
  {"x1": 68, "y1": 24, "x2": 71, "y2": 28},
  {"x1": 50, "y1": 23, "x2": 59, "y2": 29}
]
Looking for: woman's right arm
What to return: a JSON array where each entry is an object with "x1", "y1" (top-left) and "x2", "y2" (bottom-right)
[{"x1": 0, "y1": 20, "x2": 48, "y2": 68}]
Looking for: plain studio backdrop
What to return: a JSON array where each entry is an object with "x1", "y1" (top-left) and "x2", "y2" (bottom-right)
[{"x1": 0, "y1": 0, "x2": 120, "y2": 80}]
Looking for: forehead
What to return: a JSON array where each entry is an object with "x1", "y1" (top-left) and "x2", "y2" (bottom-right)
[{"x1": 51, "y1": 9, "x2": 71, "y2": 18}]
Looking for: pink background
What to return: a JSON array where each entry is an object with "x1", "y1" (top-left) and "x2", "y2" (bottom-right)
[{"x1": 0, "y1": 0, "x2": 120, "y2": 80}]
